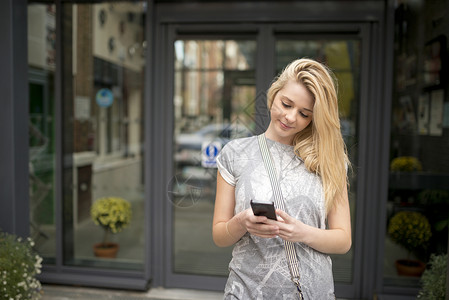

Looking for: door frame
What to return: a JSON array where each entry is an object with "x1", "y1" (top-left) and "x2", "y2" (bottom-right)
[{"x1": 152, "y1": 5, "x2": 389, "y2": 295}]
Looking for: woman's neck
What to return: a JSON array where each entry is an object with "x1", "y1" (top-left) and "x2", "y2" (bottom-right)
[{"x1": 264, "y1": 126, "x2": 294, "y2": 145}]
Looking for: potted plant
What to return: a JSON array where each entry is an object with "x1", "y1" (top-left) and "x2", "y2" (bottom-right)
[
  {"x1": 417, "y1": 253, "x2": 447, "y2": 299},
  {"x1": 387, "y1": 210, "x2": 432, "y2": 276},
  {"x1": 0, "y1": 231, "x2": 42, "y2": 299},
  {"x1": 390, "y1": 156, "x2": 422, "y2": 172},
  {"x1": 90, "y1": 196, "x2": 132, "y2": 258}
]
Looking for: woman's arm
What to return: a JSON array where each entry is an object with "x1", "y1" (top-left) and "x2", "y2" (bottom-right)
[
  {"x1": 269, "y1": 184, "x2": 352, "y2": 254},
  {"x1": 212, "y1": 171, "x2": 280, "y2": 247}
]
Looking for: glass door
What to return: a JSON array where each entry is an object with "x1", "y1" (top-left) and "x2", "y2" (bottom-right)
[
  {"x1": 171, "y1": 38, "x2": 257, "y2": 277},
  {"x1": 165, "y1": 26, "x2": 367, "y2": 297}
]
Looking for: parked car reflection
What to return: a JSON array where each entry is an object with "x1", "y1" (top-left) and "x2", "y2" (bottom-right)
[{"x1": 174, "y1": 123, "x2": 252, "y2": 166}]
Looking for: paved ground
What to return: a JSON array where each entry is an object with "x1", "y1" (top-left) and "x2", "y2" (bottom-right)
[{"x1": 41, "y1": 284, "x2": 223, "y2": 300}]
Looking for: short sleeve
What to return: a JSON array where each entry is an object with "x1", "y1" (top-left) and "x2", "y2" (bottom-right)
[{"x1": 216, "y1": 143, "x2": 236, "y2": 186}]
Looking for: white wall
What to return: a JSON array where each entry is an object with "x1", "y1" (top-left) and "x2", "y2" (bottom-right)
[
  {"x1": 93, "y1": 3, "x2": 145, "y2": 72},
  {"x1": 28, "y1": 5, "x2": 55, "y2": 70}
]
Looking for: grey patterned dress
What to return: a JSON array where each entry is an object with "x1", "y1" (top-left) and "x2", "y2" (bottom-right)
[{"x1": 216, "y1": 135, "x2": 335, "y2": 300}]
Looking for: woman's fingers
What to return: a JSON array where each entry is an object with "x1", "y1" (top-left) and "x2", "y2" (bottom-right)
[{"x1": 246, "y1": 218, "x2": 279, "y2": 238}]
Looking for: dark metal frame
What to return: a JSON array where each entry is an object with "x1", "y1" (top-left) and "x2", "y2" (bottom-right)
[{"x1": 0, "y1": 0, "x2": 30, "y2": 237}]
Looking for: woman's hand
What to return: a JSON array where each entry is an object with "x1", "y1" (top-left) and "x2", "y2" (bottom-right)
[
  {"x1": 239, "y1": 208, "x2": 280, "y2": 239},
  {"x1": 214, "y1": 171, "x2": 280, "y2": 247},
  {"x1": 265, "y1": 184, "x2": 352, "y2": 254},
  {"x1": 263, "y1": 209, "x2": 306, "y2": 243}
]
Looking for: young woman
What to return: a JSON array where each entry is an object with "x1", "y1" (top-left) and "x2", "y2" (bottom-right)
[{"x1": 213, "y1": 58, "x2": 352, "y2": 299}]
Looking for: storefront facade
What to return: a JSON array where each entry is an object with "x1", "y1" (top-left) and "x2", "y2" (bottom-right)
[{"x1": 1, "y1": 0, "x2": 448, "y2": 299}]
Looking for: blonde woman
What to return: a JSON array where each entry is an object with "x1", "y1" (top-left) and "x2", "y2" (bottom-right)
[{"x1": 213, "y1": 58, "x2": 352, "y2": 299}]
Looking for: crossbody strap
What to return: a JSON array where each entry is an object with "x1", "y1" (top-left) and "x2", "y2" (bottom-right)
[{"x1": 257, "y1": 134, "x2": 304, "y2": 300}]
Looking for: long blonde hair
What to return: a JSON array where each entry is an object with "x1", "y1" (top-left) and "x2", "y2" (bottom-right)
[{"x1": 267, "y1": 58, "x2": 350, "y2": 213}]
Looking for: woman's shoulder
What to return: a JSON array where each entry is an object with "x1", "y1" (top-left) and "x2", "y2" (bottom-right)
[{"x1": 222, "y1": 135, "x2": 258, "y2": 153}]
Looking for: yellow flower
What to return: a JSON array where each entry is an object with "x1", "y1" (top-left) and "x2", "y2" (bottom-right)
[
  {"x1": 390, "y1": 156, "x2": 422, "y2": 172},
  {"x1": 90, "y1": 197, "x2": 132, "y2": 233},
  {"x1": 388, "y1": 211, "x2": 431, "y2": 254}
]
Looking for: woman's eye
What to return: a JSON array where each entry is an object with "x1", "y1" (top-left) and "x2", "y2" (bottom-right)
[
  {"x1": 282, "y1": 102, "x2": 290, "y2": 108},
  {"x1": 299, "y1": 112, "x2": 309, "y2": 118}
]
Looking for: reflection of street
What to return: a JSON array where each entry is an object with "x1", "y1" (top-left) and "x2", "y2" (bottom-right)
[
  {"x1": 174, "y1": 123, "x2": 252, "y2": 167},
  {"x1": 172, "y1": 126, "x2": 234, "y2": 275},
  {"x1": 167, "y1": 173, "x2": 203, "y2": 208},
  {"x1": 174, "y1": 198, "x2": 232, "y2": 276}
]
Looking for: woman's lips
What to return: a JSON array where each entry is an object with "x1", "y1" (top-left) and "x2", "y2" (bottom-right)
[{"x1": 279, "y1": 120, "x2": 292, "y2": 130}]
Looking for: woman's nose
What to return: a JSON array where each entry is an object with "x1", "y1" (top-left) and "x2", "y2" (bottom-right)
[{"x1": 285, "y1": 110, "x2": 296, "y2": 123}]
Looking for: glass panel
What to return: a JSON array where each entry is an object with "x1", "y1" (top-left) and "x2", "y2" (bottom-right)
[
  {"x1": 28, "y1": 3, "x2": 57, "y2": 264},
  {"x1": 275, "y1": 39, "x2": 361, "y2": 283},
  {"x1": 385, "y1": 1, "x2": 448, "y2": 290},
  {"x1": 61, "y1": 1, "x2": 146, "y2": 270},
  {"x1": 225, "y1": 40, "x2": 256, "y2": 70},
  {"x1": 172, "y1": 39, "x2": 256, "y2": 276}
]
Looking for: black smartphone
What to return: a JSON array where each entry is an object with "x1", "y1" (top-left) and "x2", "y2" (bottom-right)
[{"x1": 250, "y1": 200, "x2": 277, "y2": 220}]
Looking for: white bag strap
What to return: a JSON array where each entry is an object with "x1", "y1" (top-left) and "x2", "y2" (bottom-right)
[{"x1": 257, "y1": 134, "x2": 304, "y2": 300}]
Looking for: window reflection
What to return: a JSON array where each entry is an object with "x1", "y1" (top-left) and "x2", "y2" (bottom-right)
[
  {"x1": 225, "y1": 40, "x2": 256, "y2": 70},
  {"x1": 28, "y1": 3, "x2": 56, "y2": 264},
  {"x1": 385, "y1": 1, "x2": 449, "y2": 288},
  {"x1": 61, "y1": 1, "x2": 146, "y2": 270},
  {"x1": 172, "y1": 39, "x2": 256, "y2": 276}
]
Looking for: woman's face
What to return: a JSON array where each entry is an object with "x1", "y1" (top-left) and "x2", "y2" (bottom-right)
[{"x1": 266, "y1": 80, "x2": 314, "y2": 145}]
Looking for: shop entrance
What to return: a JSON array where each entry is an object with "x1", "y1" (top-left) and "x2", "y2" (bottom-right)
[{"x1": 155, "y1": 23, "x2": 372, "y2": 298}]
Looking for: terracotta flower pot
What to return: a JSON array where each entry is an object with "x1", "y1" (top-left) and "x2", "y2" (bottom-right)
[
  {"x1": 93, "y1": 242, "x2": 119, "y2": 258},
  {"x1": 395, "y1": 259, "x2": 426, "y2": 277}
]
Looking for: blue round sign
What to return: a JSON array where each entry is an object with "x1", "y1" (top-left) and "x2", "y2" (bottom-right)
[
  {"x1": 205, "y1": 144, "x2": 219, "y2": 159},
  {"x1": 96, "y1": 88, "x2": 114, "y2": 107}
]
